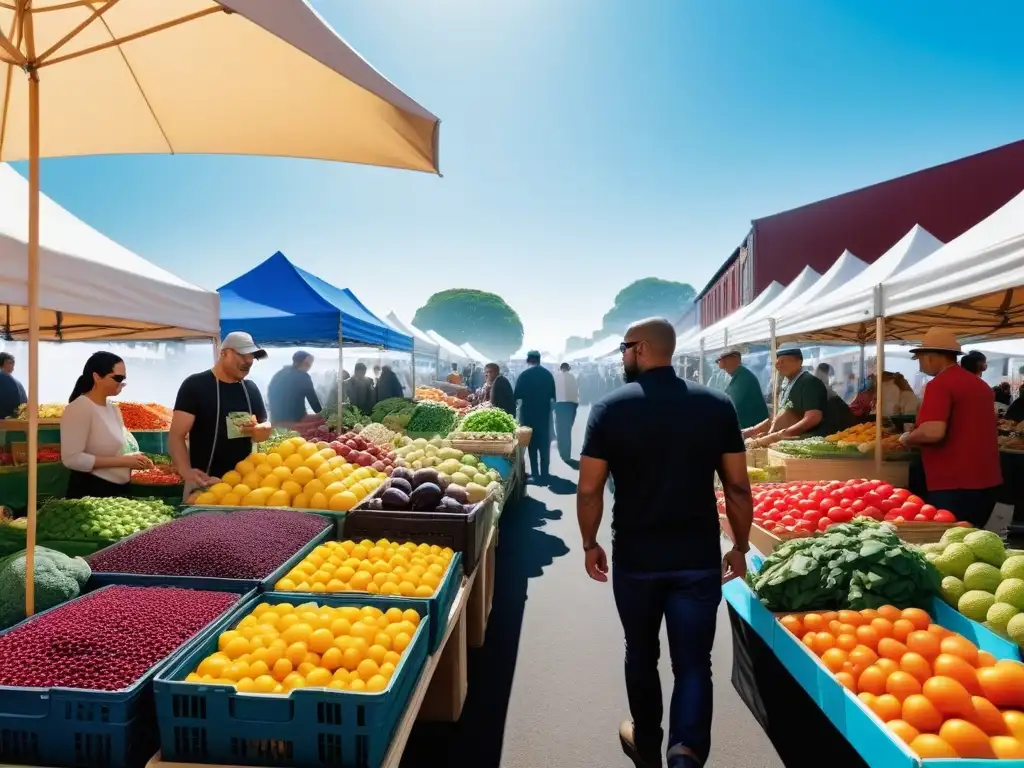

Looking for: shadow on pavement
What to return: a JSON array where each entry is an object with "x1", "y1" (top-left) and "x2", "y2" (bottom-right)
[
  {"x1": 400, "y1": 494, "x2": 570, "y2": 767},
  {"x1": 545, "y1": 474, "x2": 578, "y2": 495}
]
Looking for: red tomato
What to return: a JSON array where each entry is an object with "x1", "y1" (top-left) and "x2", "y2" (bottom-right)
[
  {"x1": 913, "y1": 514, "x2": 929, "y2": 522},
  {"x1": 879, "y1": 499, "x2": 896, "y2": 513},
  {"x1": 907, "y1": 495, "x2": 924, "y2": 506},
  {"x1": 762, "y1": 520, "x2": 776, "y2": 531},
  {"x1": 900, "y1": 503, "x2": 921, "y2": 518},
  {"x1": 862, "y1": 506, "x2": 882, "y2": 520},
  {"x1": 773, "y1": 499, "x2": 788, "y2": 511},
  {"x1": 850, "y1": 499, "x2": 867, "y2": 513},
  {"x1": 769, "y1": 510, "x2": 785, "y2": 522},
  {"x1": 845, "y1": 479, "x2": 859, "y2": 486},
  {"x1": 918, "y1": 504, "x2": 937, "y2": 519},
  {"x1": 839, "y1": 498, "x2": 854, "y2": 509},
  {"x1": 803, "y1": 510, "x2": 823, "y2": 523},
  {"x1": 876, "y1": 484, "x2": 894, "y2": 498},
  {"x1": 781, "y1": 515, "x2": 797, "y2": 528},
  {"x1": 817, "y1": 517, "x2": 833, "y2": 531},
  {"x1": 795, "y1": 521, "x2": 814, "y2": 532},
  {"x1": 863, "y1": 491, "x2": 882, "y2": 508},
  {"x1": 818, "y1": 498, "x2": 834, "y2": 513},
  {"x1": 828, "y1": 507, "x2": 854, "y2": 522},
  {"x1": 799, "y1": 499, "x2": 816, "y2": 512},
  {"x1": 891, "y1": 488, "x2": 910, "y2": 501},
  {"x1": 933, "y1": 510, "x2": 957, "y2": 523},
  {"x1": 840, "y1": 487, "x2": 858, "y2": 500}
]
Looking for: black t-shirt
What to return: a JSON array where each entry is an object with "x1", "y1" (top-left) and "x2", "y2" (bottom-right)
[
  {"x1": 582, "y1": 366, "x2": 744, "y2": 572},
  {"x1": 174, "y1": 371, "x2": 267, "y2": 479}
]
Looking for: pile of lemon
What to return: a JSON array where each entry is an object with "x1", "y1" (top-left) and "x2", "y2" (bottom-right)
[
  {"x1": 185, "y1": 601, "x2": 421, "y2": 694},
  {"x1": 275, "y1": 539, "x2": 454, "y2": 598},
  {"x1": 192, "y1": 437, "x2": 385, "y2": 511}
]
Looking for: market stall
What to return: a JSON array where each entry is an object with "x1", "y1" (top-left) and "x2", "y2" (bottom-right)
[
  {"x1": 386, "y1": 311, "x2": 442, "y2": 386},
  {"x1": 719, "y1": 471, "x2": 1024, "y2": 763}
]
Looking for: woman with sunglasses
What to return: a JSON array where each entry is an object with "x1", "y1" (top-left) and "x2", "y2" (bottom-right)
[{"x1": 60, "y1": 352, "x2": 153, "y2": 499}]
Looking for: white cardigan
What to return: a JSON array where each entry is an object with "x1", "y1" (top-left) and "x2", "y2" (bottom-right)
[{"x1": 60, "y1": 396, "x2": 130, "y2": 485}]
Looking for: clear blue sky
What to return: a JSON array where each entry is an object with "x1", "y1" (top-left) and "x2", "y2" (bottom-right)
[{"x1": 17, "y1": 0, "x2": 1024, "y2": 352}]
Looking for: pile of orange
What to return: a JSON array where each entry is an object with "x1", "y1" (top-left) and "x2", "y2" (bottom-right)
[{"x1": 780, "y1": 605, "x2": 1024, "y2": 758}]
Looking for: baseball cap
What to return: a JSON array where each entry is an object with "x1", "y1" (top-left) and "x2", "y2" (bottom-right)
[
  {"x1": 221, "y1": 331, "x2": 267, "y2": 360},
  {"x1": 716, "y1": 349, "x2": 741, "y2": 362},
  {"x1": 777, "y1": 348, "x2": 804, "y2": 360}
]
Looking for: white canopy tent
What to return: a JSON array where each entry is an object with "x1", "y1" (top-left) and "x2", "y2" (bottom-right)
[
  {"x1": 676, "y1": 281, "x2": 785, "y2": 355},
  {"x1": 881, "y1": 191, "x2": 1024, "y2": 342},
  {"x1": 425, "y1": 329, "x2": 471, "y2": 366},
  {"x1": 773, "y1": 251, "x2": 868, "y2": 322},
  {"x1": 385, "y1": 311, "x2": 440, "y2": 357},
  {"x1": 459, "y1": 343, "x2": 488, "y2": 363},
  {"x1": 724, "y1": 266, "x2": 823, "y2": 348},
  {"x1": 0, "y1": 164, "x2": 218, "y2": 339},
  {"x1": 565, "y1": 334, "x2": 620, "y2": 362},
  {"x1": 776, "y1": 225, "x2": 945, "y2": 343}
]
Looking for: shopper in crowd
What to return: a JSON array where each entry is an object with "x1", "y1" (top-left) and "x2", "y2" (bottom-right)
[
  {"x1": 483, "y1": 362, "x2": 515, "y2": 416},
  {"x1": 372, "y1": 365, "x2": 381, "y2": 385},
  {"x1": 893, "y1": 373, "x2": 920, "y2": 415},
  {"x1": 0, "y1": 352, "x2": 26, "y2": 419},
  {"x1": 717, "y1": 349, "x2": 769, "y2": 429},
  {"x1": 815, "y1": 362, "x2": 833, "y2": 391},
  {"x1": 743, "y1": 348, "x2": 829, "y2": 446},
  {"x1": 993, "y1": 381, "x2": 1012, "y2": 407},
  {"x1": 446, "y1": 363, "x2": 462, "y2": 385},
  {"x1": 1006, "y1": 387, "x2": 1024, "y2": 422},
  {"x1": 470, "y1": 364, "x2": 485, "y2": 394},
  {"x1": 577, "y1": 317, "x2": 751, "y2": 768},
  {"x1": 843, "y1": 372, "x2": 858, "y2": 402},
  {"x1": 849, "y1": 374, "x2": 876, "y2": 419},
  {"x1": 554, "y1": 362, "x2": 580, "y2": 463},
  {"x1": 900, "y1": 328, "x2": 1001, "y2": 528},
  {"x1": 961, "y1": 350, "x2": 987, "y2": 377},
  {"x1": 267, "y1": 350, "x2": 322, "y2": 426},
  {"x1": 61, "y1": 352, "x2": 153, "y2": 498},
  {"x1": 513, "y1": 350, "x2": 556, "y2": 483},
  {"x1": 346, "y1": 362, "x2": 376, "y2": 415},
  {"x1": 374, "y1": 365, "x2": 405, "y2": 402},
  {"x1": 169, "y1": 332, "x2": 271, "y2": 494}
]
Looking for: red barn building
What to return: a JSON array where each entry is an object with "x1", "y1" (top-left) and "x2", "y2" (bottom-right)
[{"x1": 697, "y1": 139, "x2": 1024, "y2": 328}]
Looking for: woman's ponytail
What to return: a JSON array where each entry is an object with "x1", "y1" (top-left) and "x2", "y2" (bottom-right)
[
  {"x1": 68, "y1": 375, "x2": 92, "y2": 403},
  {"x1": 68, "y1": 351, "x2": 124, "y2": 402}
]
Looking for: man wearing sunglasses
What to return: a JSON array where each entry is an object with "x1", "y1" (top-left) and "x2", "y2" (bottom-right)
[
  {"x1": 170, "y1": 331, "x2": 272, "y2": 495},
  {"x1": 577, "y1": 318, "x2": 752, "y2": 768}
]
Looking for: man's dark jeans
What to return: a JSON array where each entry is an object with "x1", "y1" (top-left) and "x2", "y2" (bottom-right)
[
  {"x1": 613, "y1": 566, "x2": 721, "y2": 765},
  {"x1": 927, "y1": 487, "x2": 998, "y2": 530},
  {"x1": 554, "y1": 402, "x2": 578, "y2": 461},
  {"x1": 526, "y1": 424, "x2": 551, "y2": 480}
]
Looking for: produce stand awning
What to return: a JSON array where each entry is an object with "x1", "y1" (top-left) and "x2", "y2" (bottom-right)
[
  {"x1": 677, "y1": 281, "x2": 785, "y2": 355},
  {"x1": 724, "y1": 266, "x2": 822, "y2": 348},
  {"x1": 218, "y1": 251, "x2": 412, "y2": 351},
  {"x1": 564, "y1": 334, "x2": 620, "y2": 362},
  {"x1": 385, "y1": 312, "x2": 440, "y2": 356},
  {"x1": 880, "y1": 190, "x2": 1024, "y2": 342},
  {"x1": 776, "y1": 225, "x2": 944, "y2": 343},
  {"x1": 425, "y1": 329, "x2": 471, "y2": 365},
  {"x1": 0, "y1": 165, "x2": 218, "y2": 340},
  {"x1": 772, "y1": 250, "x2": 867, "y2": 323},
  {"x1": 459, "y1": 343, "x2": 488, "y2": 363}
]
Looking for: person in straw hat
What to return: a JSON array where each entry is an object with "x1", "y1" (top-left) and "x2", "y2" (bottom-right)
[{"x1": 899, "y1": 327, "x2": 1001, "y2": 528}]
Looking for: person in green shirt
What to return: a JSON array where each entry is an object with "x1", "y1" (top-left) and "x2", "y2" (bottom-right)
[
  {"x1": 743, "y1": 347, "x2": 829, "y2": 446},
  {"x1": 717, "y1": 350, "x2": 769, "y2": 429}
]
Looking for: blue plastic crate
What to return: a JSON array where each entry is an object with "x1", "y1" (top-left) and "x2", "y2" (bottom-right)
[
  {"x1": 0, "y1": 584, "x2": 247, "y2": 768},
  {"x1": 87, "y1": 528, "x2": 333, "y2": 595},
  {"x1": 154, "y1": 592, "x2": 431, "y2": 768},
  {"x1": 270, "y1": 551, "x2": 463, "y2": 654}
]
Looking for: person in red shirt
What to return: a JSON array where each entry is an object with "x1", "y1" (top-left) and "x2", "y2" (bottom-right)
[{"x1": 900, "y1": 328, "x2": 1002, "y2": 528}]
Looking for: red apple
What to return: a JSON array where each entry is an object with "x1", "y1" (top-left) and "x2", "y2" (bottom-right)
[{"x1": 371, "y1": 461, "x2": 386, "y2": 472}]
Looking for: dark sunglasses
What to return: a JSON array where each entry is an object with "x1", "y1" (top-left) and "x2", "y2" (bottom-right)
[
  {"x1": 108, "y1": 374, "x2": 126, "y2": 383},
  {"x1": 619, "y1": 341, "x2": 641, "y2": 354}
]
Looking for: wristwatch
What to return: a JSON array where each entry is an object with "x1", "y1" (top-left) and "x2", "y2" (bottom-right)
[
  {"x1": 732, "y1": 544, "x2": 750, "y2": 555},
  {"x1": 583, "y1": 541, "x2": 600, "y2": 552}
]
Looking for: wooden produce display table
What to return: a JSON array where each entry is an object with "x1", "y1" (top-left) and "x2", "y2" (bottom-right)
[
  {"x1": 144, "y1": 525, "x2": 501, "y2": 768},
  {"x1": 767, "y1": 449, "x2": 909, "y2": 486}
]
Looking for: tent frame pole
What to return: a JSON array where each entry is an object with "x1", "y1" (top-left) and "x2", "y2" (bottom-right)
[
  {"x1": 875, "y1": 317, "x2": 885, "y2": 475},
  {"x1": 770, "y1": 319, "x2": 778, "y2": 415},
  {"x1": 24, "y1": 40, "x2": 39, "y2": 616},
  {"x1": 337, "y1": 318, "x2": 344, "y2": 415}
]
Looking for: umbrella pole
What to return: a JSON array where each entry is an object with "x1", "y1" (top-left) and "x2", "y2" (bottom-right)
[{"x1": 25, "y1": 65, "x2": 40, "y2": 616}]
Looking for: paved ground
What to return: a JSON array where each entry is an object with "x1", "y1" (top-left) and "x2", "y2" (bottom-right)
[{"x1": 402, "y1": 406, "x2": 785, "y2": 768}]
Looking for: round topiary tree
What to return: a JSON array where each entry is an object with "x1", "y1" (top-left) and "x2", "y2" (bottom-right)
[{"x1": 412, "y1": 289, "x2": 524, "y2": 359}]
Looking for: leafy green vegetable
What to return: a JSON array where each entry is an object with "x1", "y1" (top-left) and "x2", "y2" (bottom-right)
[
  {"x1": 142, "y1": 452, "x2": 172, "y2": 465},
  {"x1": 257, "y1": 428, "x2": 300, "y2": 452},
  {"x1": 407, "y1": 402, "x2": 458, "y2": 436},
  {"x1": 35, "y1": 497, "x2": 174, "y2": 543},
  {"x1": 458, "y1": 408, "x2": 517, "y2": 434},
  {"x1": 371, "y1": 397, "x2": 417, "y2": 424},
  {"x1": 325, "y1": 404, "x2": 368, "y2": 431},
  {"x1": 773, "y1": 437, "x2": 862, "y2": 458},
  {"x1": 752, "y1": 520, "x2": 940, "y2": 612}
]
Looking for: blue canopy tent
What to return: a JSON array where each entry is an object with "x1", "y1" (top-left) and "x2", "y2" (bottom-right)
[{"x1": 218, "y1": 251, "x2": 413, "y2": 405}]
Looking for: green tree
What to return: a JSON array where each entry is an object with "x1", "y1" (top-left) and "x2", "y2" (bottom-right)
[
  {"x1": 412, "y1": 289, "x2": 524, "y2": 358},
  {"x1": 601, "y1": 277, "x2": 695, "y2": 333},
  {"x1": 564, "y1": 335, "x2": 590, "y2": 354}
]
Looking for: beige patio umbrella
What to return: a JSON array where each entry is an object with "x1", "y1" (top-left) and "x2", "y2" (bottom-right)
[{"x1": 0, "y1": 0, "x2": 440, "y2": 613}]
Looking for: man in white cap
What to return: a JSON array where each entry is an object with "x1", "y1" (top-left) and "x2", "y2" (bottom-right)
[
  {"x1": 900, "y1": 328, "x2": 1001, "y2": 528},
  {"x1": 169, "y1": 331, "x2": 272, "y2": 493}
]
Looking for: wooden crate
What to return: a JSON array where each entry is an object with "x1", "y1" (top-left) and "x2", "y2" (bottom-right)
[
  {"x1": 449, "y1": 437, "x2": 516, "y2": 456},
  {"x1": 721, "y1": 514, "x2": 955, "y2": 554},
  {"x1": 747, "y1": 447, "x2": 770, "y2": 469},
  {"x1": 467, "y1": 527, "x2": 496, "y2": 649},
  {"x1": 767, "y1": 449, "x2": 909, "y2": 487}
]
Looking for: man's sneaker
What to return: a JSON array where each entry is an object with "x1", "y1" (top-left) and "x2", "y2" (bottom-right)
[{"x1": 619, "y1": 720, "x2": 663, "y2": 768}]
